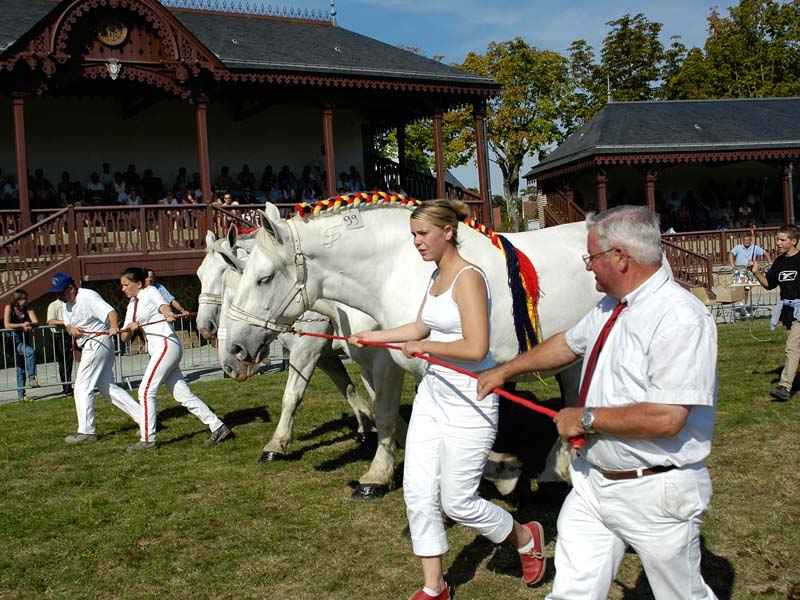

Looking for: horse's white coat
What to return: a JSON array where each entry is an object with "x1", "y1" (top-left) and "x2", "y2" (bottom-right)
[
  {"x1": 227, "y1": 203, "x2": 605, "y2": 490},
  {"x1": 196, "y1": 230, "x2": 378, "y2": 457}
]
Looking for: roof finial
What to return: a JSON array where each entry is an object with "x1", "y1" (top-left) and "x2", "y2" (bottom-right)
[
  {"x1": 606, "y1": 74, "x2": 612, "y2": 103},
  {"x1": 330, "y1": 0, "x2": 337, "y2": 26}
]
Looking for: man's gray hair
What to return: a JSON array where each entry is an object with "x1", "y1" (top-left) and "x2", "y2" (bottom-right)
[{"x1": 587, "y1": 205, "x2": 662, "y2": 265}]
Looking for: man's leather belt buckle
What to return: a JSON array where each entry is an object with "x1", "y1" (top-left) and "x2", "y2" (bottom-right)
[{"x1": 599, "y1": 464, "x2": 677, "y2": 480}]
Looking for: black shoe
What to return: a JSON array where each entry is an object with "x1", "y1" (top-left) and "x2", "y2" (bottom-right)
[
  {"x1": 204, "y1": 423, "x2": 234, "y2": 446},
  {"x1": 770, "y1": 386, "x2": 791, "y2": 402}
]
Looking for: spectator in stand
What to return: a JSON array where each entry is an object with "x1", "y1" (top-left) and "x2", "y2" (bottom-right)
[
  {"x1": 125, "y1": 187, "x2": 142, "y2": 207},
  {"x1": 31, "y1": 169, "x2": 55, "y2": 201},
  {"x1": 270, "y1": 180, "x2": 283, "y2": 203},
  {"x1": 300, "y1": 181, "x2": 317, "y2": 203},
  {"x1": 4, "y1": 289, "x2": 40, "y2": 400},
  {"x1": 222, "y1": 192, "x2": 238, "y2": 207},
  {"x1": 57, "y1": 171, "x2": 74, "y2": 199},
  {"x1": 99, "y1": 162, "x2": 114, "y2": 190},
  {"x1": 123, "y1": 164, "x2": 140, "y2": 191},
  {"x1": 145, "y1": 270, "x2": 187, "y2": 314},
  {"x1": 86, "y1": 172, "x2": 105, "y2": 205},
  {"x1": 241, "y1": 187, "x2": 257, "y2": 205},
  {"x1": 339, "y1": 172, "x2": 350, "y2": 194},
  {"x1": 160, "y1": 189, "x2": 178, "y2": 207},
  {"x1": 215, "y1": 166, "x2": 234, "y2": 192},
  {"x1": 112, "y1": 172, "x2": 126, "y2": 202},
  {"x1": 2, "y1": 174, "x2": 19, "y2": 207},
  {"x1": 281, "y1": 182, "x2": 297, "y2": 203},
  {"x1": 140, "y1": 168, "x2": 163, "y2": 202},
  {"x1": 237, "y1": 164, "x2": 256, "y2": 191},
  {"x1": 348, "y1": 167, "x2": 365, "y2": 192},
  {"x1": 47, "y1": 297, "x2": 74, "y2": 396},
  {"x1": 174, "y1": 167, "x2": 188, "y2": 195},
  {"x1": 277, "y1": 165, "x2": 292, "y2": 186},
  {"x1": 260, "y1": 165, "x2": 274, "y2": 193},
  {"x1": 190, "y1": 172, "x2": 203, "y2": 201}
]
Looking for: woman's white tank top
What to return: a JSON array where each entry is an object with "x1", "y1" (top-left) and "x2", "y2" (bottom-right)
[{"x1": 421, "y1": 265, "x2": 495, "y2": 373}]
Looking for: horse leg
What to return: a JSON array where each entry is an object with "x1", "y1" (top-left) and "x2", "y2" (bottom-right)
[
  {"x1": 315, "y1": 348, "x2": 377, "y2": 445},
  {"x1": 352, "y1": 353, "x2": 406, "y2": 500},
  {"x1": 259, "y1": 334, "x2": 326, "y2": 462},
  {"x1": 538, "y1": 361, "x2": 582, "y2": 485}
]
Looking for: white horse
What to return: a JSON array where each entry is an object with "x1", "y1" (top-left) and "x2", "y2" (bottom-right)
[
  {"x1": 196, "y1": 229, "x2": 378, "y2": 460},
  {"x1": 226, "y1": 200, "x2": 604, "y2": 497}
]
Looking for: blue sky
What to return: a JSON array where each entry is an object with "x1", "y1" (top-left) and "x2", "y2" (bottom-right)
[{"x1": 250, "y1": 0, "x2": 732, "y2": 190}]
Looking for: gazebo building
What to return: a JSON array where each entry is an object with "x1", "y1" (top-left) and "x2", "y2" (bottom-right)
[
  {"x1": 0, "y1": 0, "x2": 498, "y2": 304},
  {"x1": 526, "y1": 98, "x2": 800, "y2": 231}
]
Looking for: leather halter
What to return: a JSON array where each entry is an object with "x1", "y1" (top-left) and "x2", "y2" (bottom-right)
[
  {"x1": 198, "y1": 293, "x2": 223, "y2": 306},
  {"x1": 228, "y1": 219, "x2": 310, "y2": 334}
]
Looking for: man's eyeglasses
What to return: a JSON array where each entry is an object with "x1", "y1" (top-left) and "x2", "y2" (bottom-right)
[{"x1": 582, "y1": 248, "x2": 614, "y2": 266}]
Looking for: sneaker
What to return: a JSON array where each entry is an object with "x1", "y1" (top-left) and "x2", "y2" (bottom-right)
[
  {"x1": 65, "y1": 433, "x2": 98, "y2": 444},
  {"x1": 519, "y1": 521, "x2": 546, "y2": 586},
  {"x1": 29, "y1": 379, "x2": 40, "y2": 388},
  {"x1": 408, "y1": 585, "x2": 451, "y2": 600},
  {"x1": 127, "y1": 440, "x2": 157, "y2": 453},
  {"x1": 204, "y1": 423, "x2": 234, "y2": 446},
  {"x1": 770, "y1": 386, "x2": 791, "y2": 402}
]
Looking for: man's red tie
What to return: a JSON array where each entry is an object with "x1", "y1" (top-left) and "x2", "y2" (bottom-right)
[{"x1": 578, "y1": 302, "x2": 627, "y2": 407}]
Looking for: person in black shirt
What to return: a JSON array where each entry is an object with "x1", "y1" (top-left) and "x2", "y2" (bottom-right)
[{"x1": 753, "y1": 224, "x2": 800, "y2": 401}]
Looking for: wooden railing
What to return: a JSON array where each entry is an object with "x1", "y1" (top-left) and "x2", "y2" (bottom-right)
[
  {"x1": 364, "y1": 153, "x2": 487, "y2": 222},
  {"x1": 661, "y1": 227, "x2": 779, "y2": 266},
  {"x1": 542, "y1": 189, "x2": 585, "y2": 227},
  {"x1": 661, "y1": 239, "x2": 714, "y2": 291}
]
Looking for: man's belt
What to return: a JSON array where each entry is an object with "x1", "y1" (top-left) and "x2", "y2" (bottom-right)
[{"x1": 597, "y1": 464, "x2": 677, "y2": 480}]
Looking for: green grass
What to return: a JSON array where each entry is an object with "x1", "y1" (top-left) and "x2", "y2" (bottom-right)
[{"x1": 1, "y1": 319, "x2": 799, "y2": 599}]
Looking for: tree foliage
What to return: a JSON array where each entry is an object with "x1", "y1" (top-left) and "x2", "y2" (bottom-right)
[{"x1": 453, "y1": 38, "x2": 571, "y2": 231}]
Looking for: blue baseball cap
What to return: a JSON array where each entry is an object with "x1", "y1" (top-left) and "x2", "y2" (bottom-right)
[{"x1": 48, "y1": 272, "x2": 76, "y2": 293}]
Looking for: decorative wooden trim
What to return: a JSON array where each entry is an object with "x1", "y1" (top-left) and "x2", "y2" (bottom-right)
[
  {"x1": 82, "y1": 64, "x2": 192, "y2": 99},
  {"x1": 160, "y1": 0, "x2": 332, "y2": 23},
  {"x1": 529, "y1": 148, "x2": 800, "y2": 182}
]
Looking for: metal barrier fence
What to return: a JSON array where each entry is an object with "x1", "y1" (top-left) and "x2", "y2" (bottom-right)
[{"x1": 0, "y1": 320, "x2": 285, "y2": 404}]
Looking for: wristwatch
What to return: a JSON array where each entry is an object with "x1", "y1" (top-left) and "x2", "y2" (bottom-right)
[{"x1": 580, "y1": 408, "x2": 595, "y2": 434}]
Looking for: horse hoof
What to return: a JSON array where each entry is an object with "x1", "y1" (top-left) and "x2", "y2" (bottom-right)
[
  {"x1": 355, "y1": 431, "x2": 378, "y2": 447},
  {"x1": 259, "y1": 451, "x2": 286, "y2": 463},
  {"x1": 352, "y1": 484, "x2": 387, "y2": 500}
]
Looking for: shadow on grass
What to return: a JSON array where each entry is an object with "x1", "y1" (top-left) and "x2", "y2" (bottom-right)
[{"x1": 298, "y1": 412, "x2": 358, "y2": 441}]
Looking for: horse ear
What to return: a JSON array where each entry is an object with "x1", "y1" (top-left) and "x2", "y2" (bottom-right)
[
  {"x1": 263, "y1": 201, "x2": 282, "y2": 222},
  {"x1": 205, "y1": 230, "x2": 217, "y2": 248},
  {"x1": 226, "y1": 223, "x2": 238, "y2": 249},
  {"x1": 259, "y1": 208, "x2": 288, "y2": 246}
]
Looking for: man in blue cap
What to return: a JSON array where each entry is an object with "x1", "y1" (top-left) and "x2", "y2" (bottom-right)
[{"x1": 48, "y1": 273, "x2": 141, "y2": 444}]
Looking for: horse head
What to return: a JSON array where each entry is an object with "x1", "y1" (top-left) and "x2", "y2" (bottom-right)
[
  {"x1": 196, "y1": 225, "x2": 252, "y2": 340},
  {"x1": 226, "y1": 203, "x2": 319, "y2": 366}
]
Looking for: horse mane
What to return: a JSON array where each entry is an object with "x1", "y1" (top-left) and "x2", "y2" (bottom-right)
[{"x1": 293, "y1": 191, "x2": 421, "y2": 220}]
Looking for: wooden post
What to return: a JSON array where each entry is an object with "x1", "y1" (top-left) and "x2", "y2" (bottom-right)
[
  {"x1": 783, "y1": 163, "x2": 793, "y2": 224},
  {"x1": 12, "y1": 93, "x2": 30, "y2": 231},
  {"x1": 195, "y1": 97, "x2": 212, "y2": 205},
  {"x1": 596, "y1": 169, "x2": 608, "y2": 212},
  {"x1": 396, "y1": 123, "x2": 406, "y2": 191},
  {"x1": 433, "y1": 110, "x2": 446, "y2": 199},
  {"x1": 473, "y1": 104, "x2": 491, "y2": 224},
  {"x1": 645, "y1": 169, "x2": 658, "y2": 212},
  {"x1": 322, "y1": 105, "x2": 336, "y2": 197}
]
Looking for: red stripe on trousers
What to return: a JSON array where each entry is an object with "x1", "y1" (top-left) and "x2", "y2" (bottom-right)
[{"x1": 141, "y1": 338, "x2": 168, "y2": 442}]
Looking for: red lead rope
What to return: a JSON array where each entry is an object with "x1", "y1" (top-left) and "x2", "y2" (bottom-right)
[
  {"x1": 293, "y1": 328, "x2": 585, "y2": 449},
  {"x1": 77, "y1": 312, "x2": 199, "y2": 336}
]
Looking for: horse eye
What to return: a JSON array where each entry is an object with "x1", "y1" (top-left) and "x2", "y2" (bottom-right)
[{"x1": 258, "y1": 275, "x2": 274, "y2": 286}]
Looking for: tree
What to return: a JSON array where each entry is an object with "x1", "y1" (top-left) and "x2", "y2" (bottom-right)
[
  {"x1": 567, "y1": 13, "x2": 665, "y2": 118},
  {"x1": 661, "y1": 0, "x2": 800, "y2": 99},
  {"x1": 453, "y1": 38, "x2": 572, "y2": 231}
]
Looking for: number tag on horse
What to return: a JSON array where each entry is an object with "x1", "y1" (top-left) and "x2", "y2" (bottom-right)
[{"x1": 341, "y1": 210, "x2": 364, "y2": 230}]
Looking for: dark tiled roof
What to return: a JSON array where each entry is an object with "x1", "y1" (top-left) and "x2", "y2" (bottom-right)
[
  {"x1": 0, "y1": 0, "x2": 495, "y2": 88},
  {"x1": 526, "y1": 97, "x2": 800, "y2": 178}
]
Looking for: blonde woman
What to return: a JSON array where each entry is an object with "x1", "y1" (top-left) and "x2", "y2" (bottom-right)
[{"x1": 350, "y1": 200, "x2": 545, "y2": 599}]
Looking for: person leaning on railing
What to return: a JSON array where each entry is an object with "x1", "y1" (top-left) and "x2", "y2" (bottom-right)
[{"x1": 3, "y1": 289, "x2": 40, "y2": 400}]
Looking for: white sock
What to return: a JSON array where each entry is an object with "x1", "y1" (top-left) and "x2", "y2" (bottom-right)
[
  {"x1": 518, "y1": 538, "x2": 534, "y2": 553},
  {"x1": 423, "y1": 586, "x2": 440, "y2": 597}
]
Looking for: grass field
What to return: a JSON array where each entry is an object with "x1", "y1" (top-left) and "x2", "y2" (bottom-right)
[{"x1": 1, "y1": 319, "x2": 799, "y2": 600}]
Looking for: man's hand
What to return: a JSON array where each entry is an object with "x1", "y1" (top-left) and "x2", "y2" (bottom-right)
[
  {"x1": 477, "y1": 366, "x2": 507, "y2": 400},
  {"x1": 107, "y1": 326, "x2": 119, "y2": 336},
  {"x1": 554, "y1": 407, "x2": 586, "y2": 440}
]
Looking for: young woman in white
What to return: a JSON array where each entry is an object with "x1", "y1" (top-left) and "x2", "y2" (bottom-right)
[
  {"x1": 350, "y1": 200, "x2": 545, "y2": 600},
  {"x1": 119, "y1": 267, "x2": 232, "y2": 453}
]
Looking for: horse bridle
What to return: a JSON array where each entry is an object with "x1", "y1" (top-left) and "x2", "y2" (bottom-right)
[{"x1": 228, "y1": 219, "x2": 311, "y2": 334}]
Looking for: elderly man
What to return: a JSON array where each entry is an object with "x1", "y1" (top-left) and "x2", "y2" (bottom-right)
[
  {"x1": 477, "y1": 206, "x2": 718, "y2": 599},
  {"x1": 48, "y1": 273, "x2": 142, "y2": 444}
]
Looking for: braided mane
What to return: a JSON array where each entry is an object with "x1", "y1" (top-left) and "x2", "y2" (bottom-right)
[{"x1": 293, "y1": 191, "x2": 420, "y2": 219}]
